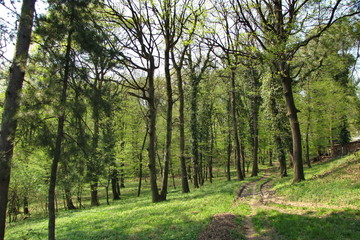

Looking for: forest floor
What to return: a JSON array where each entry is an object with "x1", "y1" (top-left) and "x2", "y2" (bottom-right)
[
  {"x1": 5, "y1": 153, "x2": 360, "y2": 240},
  {"x1": 199, "y1": 154, "x2": 360, "y2": 240}
]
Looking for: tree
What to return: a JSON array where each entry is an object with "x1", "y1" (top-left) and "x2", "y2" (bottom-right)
[
  {"x1": 235, "y1": 0, "x2": 359, "y2": 182},
  {"x1": 187, "y1": 43, "x2": 214, "y2": 187},
  {"x1": 104, "y1": 0, "x2": 163, "y2": 202},
  {"x1": 0, "y1": 1, "x2": 36, "y2": 239},
  {"x1": 46, "y1": 3, "x2": 75, "y2": 239}
]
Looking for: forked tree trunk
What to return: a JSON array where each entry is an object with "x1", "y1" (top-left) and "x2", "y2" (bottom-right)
[{"x1": 0, "y1": 1, "x2": 36, "y2": 238}]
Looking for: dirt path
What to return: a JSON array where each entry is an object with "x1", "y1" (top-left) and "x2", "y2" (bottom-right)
[
  {"x1": 237, "y1": 172, "x2": 278, "y2": 240},
  {"x1": 198, "y1": 170, "x2": 278, "y2": 240}
]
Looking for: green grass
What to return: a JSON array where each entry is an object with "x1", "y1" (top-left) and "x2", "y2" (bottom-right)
[
  {"x1": 6, "y1": 176, "x2": 255, "y2": 240},
  {"x1": 273, "y1": 154, "x2": 360, "y2": 206},
  {"x1": 252, "y1": 153, "x2": 360, "y2": 240},
  {"x1": 6, "y1": 154, "x2": 360, "y2": 240},
  {"x1": 253, "y1": 209, "x2": 360, "y2": 240}
]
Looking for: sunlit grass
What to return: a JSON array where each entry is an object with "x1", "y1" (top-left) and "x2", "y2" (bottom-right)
[
  {"x1": 252, "y1": 153, "x2": 360, "y2": 240},
  {"x1": 6, "y1": 174, "x2": 256, "y2": 240},
  {"x1": 273, "y1": 153, "x2": 360, "y2": 206}
]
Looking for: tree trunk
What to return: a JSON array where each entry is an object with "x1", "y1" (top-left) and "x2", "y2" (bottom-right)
[
  {"x1": 305, "y1": 114, "x2": 312, "y2": 168},
  {"x1": 138, "y1": 128, "x2": 148, "y2": 197},
  {"x1": 48, "y1": 17, "x2": 73, "y2": 240},
  {"x1": 250, "y1": 70, "x2": 260, "y2": 177},
  {"x1": 230, "y1": 69, "x2": 244, "y2": 180},
  {"x1": 226, "y1": 98, "x2": 232, "y2": 181},
  {"x1": 280, "y1": 64, "x2": 305, "y2": 182},
  {"x1": 176, "y1": 68, "x2": 190, "y2": 193},
  {"x1": 209, "y1": 121, "x2": 214, "y2": 183},
  {"x1": 226, "y1": 133, "x2": 232, "y2": 181},
  {"x1": 64, "y1": 185, "x2": 76, "y2": 210},
  {"x1": 0, "y1": 1, "x2": 36, "y2": 238},
  {"x1": 160, "y1": 43, "x2": 172, "y2": 200},
  {"x1": 111, "y1": 169, "x2": 121, "y2": 200},
  {"x1": 120, "y1": 162, "x2": 125, "y2": 188},
  {"x1": 90, "y1": 183, "x2": 100, "y2": 206},
  {"x1": 23, "y1": 196, "x2": 30, "y2": 216},
  {"x1": 190, "y1": 78, "x2": 200, "y2": 188},
  {"x1": 148, "y1": 62, "x2": 161, "y2": 202},
  {"x1": 275, "y1": 136, "x2": 288, "y2": 177}
]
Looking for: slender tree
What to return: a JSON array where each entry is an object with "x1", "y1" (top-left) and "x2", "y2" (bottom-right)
[{"x1": 0, "y1": 1, "x2": 36, "y2": 239}]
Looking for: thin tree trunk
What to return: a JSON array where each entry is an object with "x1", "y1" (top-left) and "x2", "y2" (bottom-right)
[
  {"x1": 137, "y1": 128, "x2": 148, "y2": 197},
  {"x1": 48, "y1": 17, "x2": 73, "y2": 240},
  {"x1": 230, "y1": 69, "x2": 244, "y2": 180},
  {"x1": 190, "y1": 79, "x2": 200, "y2": 188},
  {"x1": 148, "y1": 62, "x2": 161, "y2": 202},
  {"x1": 175, "y1": 66, "x2": 190, "y2": 193},
  {"x1": 0, "y1": 1, "x2": 36, "y2": 238},
  {"x1": 226, "y1": 97, "x2": 232, "y2": 181},
  {"x1": 111, "y1": 169, "x2": 121, "y2": 200},
  {"x1": 275, "y1": 136, "x2": 288, "y2": 177},
  {"x1": 269, "y1": 149, "x2": 273, "y2": 166},
  {"x1": 172, "y1": 47, "x2": 190, "y2": 193},
  {"x1": 209, "y1": 121, "x2": 214, "y2": 183},
  {"x1": 251, "y1": 70, "x2": 260, "y2": 177}
]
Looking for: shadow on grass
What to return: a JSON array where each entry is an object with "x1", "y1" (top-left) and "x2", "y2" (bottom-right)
[
  {"x1": 253, "y1": 209, "x2": 360, "y2": 240},
  {"x1": 57, "y1": 217, "x2": 209, "y2": 240}
]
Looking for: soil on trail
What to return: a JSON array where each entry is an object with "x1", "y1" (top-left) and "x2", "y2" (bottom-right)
[
  {"x1": 198, "y1": 213, "x2": 242, "y2": 240},
  {"x1": 198, "y1": 170, "x2": 277, "y2": 240}
]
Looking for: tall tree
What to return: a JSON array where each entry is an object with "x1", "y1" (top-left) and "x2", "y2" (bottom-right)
[
  {"x1": 235, "y1": 0, "x2": 359, "y2": 182},
  {"x1": 187, "y1": 44, "x2": 214, "y2": 187},
  {"x1": 0, "y1": 1, "x2": 36, "y2": 239},
  {"x1": 104, "y1": 0, "x2": 163, "y2": 202},
  {"x1": 47, "y1": 3, "x2": 75, "y2": 239}
]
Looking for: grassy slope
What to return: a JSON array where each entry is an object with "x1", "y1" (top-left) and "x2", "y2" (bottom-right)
[
  {"x1": 6, "y1": 154, "x2": 360, "y2": 240},
  {"x1": 6, "y1": 175, "x2": 255, "y2": 240},
  {"x1": 253, "y1": 153, "x2": 360, "y2": 240}
]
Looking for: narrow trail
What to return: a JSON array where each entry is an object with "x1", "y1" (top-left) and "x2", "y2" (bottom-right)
[
  {"x1": 198, "y1": 169, "x2": 278, "y2": 240},
  {"x1": 199, "y1": 159, "x2": 359, "y2": 240},
  {"x1": 237, "y1": 171, "x2": 278, "y2": 240}
]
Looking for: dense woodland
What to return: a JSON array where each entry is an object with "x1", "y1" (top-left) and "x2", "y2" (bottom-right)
[{"x1": 0, "y1": 0, "x2": 359, "y2": 239}]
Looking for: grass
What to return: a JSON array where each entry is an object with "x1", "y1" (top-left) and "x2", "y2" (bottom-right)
[
  {"x1": 253, "y1": 209, "x2": 360, "y2": 240},
  {"x1": 252, "y1": 153, "x2": 360, "y2": 240},
  {"x1": 273, "y1": 154, "x2": 360, "y2": 206},
  {"x1": 6, "y1": 154, "x2": 360, "y2": 240},
  {"x1": 6, "y1": 175, "x2": 256, "y2": 240}
]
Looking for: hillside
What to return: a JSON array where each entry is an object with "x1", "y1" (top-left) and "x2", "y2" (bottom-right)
[{"x1": 6, "y1": 153, "x2": 360, "y2": 240}]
